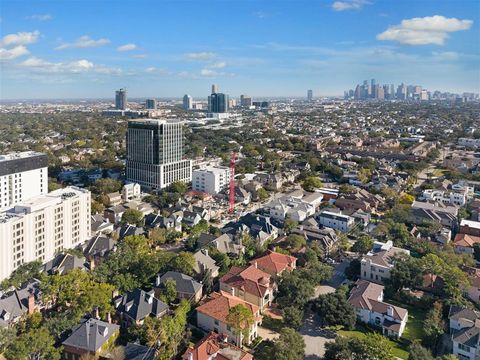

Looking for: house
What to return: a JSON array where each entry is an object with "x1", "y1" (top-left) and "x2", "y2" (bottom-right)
[
  {"x1": 448, "y1": 306, "x2": 480, "y2": 360},
  {"x1": 116, "y1": 224, "x2": 144, "y2": 240},
  {"x1": 144, "y1": 213, "x2": 182, "y2": 232},
  {"x1": 62, "y1": 318, "x2": 120, "y2": 360},
  {"x1": 84, "y1": 236, "x2": 115, "y2": 269},
  {"x1": 460, "y1": 266, "x2": 480, "y2": 302},
  {"x1": 107, "y1": 192, "x2": 122, "y2": 206},
  {"x1": 155, "y1": 271, "x2": 203, "y2": 303},
  {"x1": 42, "y1": 253, "x2": 87, "y2": 275},
  {"x1": 410, "y1": 201, "x2": 458, "y2": 229},
  {"x1": 348, "y1": 280, "x2": 408, "y2": 338},
  {"x1": 182, "y1": 332, "x2": 253, "y2": 360},
  {"x1": 183, "y1": 211, "x2": 202, "y2": 227},
  {"x1": 360, "y1": 240, "x2": 410, "y2": 284},
  {"x1": 104, "y1": 205, "x2": 127, "y2": 225},
  {"x1": 193, "y1": 249, "x2": 220, "y2": 279},
  {"x1": 196, "y1": 291, "x2": 261, "y2": 346},
  {"x1": 264, "y1": 195, "x2": 316, "y2": 222},
  {"x1": 292, "y1": 222, "x2": 338, "y2": 253},
  {"x1": 460, "y1": 220, "x2": 480, "y2": 237},
  {"x1": 219, "y1": 265, "x2": 276, "y2": 311},
  {"x1": 317, "y1": 210, "x2": 354, "y2": 232},
  {"x1": 114, "y1": 288, "x2": 169, "y2": 327},
  {"x1": 249, "y1": 250, "x2": 297, "y2": 277},
  {"x1": 454, "y1": 233, "x2": 480, "y2": 255},
  {"x1": 198, "y1": 233, "x2": 245, "y2": 257},
  {"x1": 0, "y1": 280, "x2": 40, "y2": 327},
  {"x1": 255, "y1": 173, "x2": 283, "y2": 191},
  {"x1": 91, "y1": 216, "x2": 114, "y2": 237},
  {"x1": 123, "y1": 343, "x2": 155, "y2": 360},
  {"x1": 122, "y1": 183, "x2": 141, "y2": 202}
]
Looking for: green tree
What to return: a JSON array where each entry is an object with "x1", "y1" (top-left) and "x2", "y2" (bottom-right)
[
  {"x1": 257, "y1": 187, "x2": 269, "y2": 201},
  {"x1": 274, "y1": 328, "x2": 305, "y2": 360},
  {"x1": 90, "y1": 178, "x2": 122, "y2": 194},
  {"x1": 385, "y1": 254, "x2": 423, "y2": 294},
  {"x1": 0, "y1": 260, "x2": 42, "y2": 289},
  {"x1": 351, "y1": 234, "x2": 374, "y2": 254},
  {"x1": 282, "y1": 306, "x2": 304, "y2": 330},
  {"x1": 324, "y1": 333, "x2": 394, "y2": 360},
  {"x1": 160, "y1": 278, "x2": 177, "y2": 304},
  {"x1": 314, "y1": 289, "x2": 356, "y2": 330},
  {"x1": 276, "y1": 271, "x2": 315, "y2": 308},
  {"x1": 91, "y1": 199, "x2": 105, "y2": 215},
  {"x1": 226, "y1": 304, "x2": 255, "y2": 345},
  {"x1": 148, "y1": 227, "x2": 167, "y2": 247},
  {"x1": 168, "y1": 181, "x2": 188, "y2": 195},
  {"x1": 5, "y1": 326, "x2": 62, "y2": 360},
  {"x1": 302, "y1": 176, "x2": 323, "y2": 192},
  {"x1": 286, "y1": 234, "x2": 306, "y2": 251},
  {"x1": 408, "y1": 341, "x2": 434, "y2": 360},
  {"x1": 121, "y1": 208, "x2": 144, "y2": 226},
  {"x1": 284, "y1": 218, "x2": 298, "y2": 234},
  {"x1": 171, "y1": 252, "x2": 196, "y2": 276}
]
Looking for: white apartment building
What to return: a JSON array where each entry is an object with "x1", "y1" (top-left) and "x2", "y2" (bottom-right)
[
  {"x1": 192, "y1": 166, "x2": 230, "y2": 195},
  {"x1": 0, "y1": 152, "x2": 48, "y2": 211},
  {"x1": 126, "y1": 119, "x2": 192, "y2": 190},
  {"x1": 422, "y1": 189, "x2": 468, "y2": 206},
  {"x1": 317, "y1": 210, "x2": 354, "y2": 232},
  {"x1": 0, "y1": 186, "x2": 91, "y2": 282},
  {"x1": 122, "y1": 183, "x2": 141, "y2": 201}
]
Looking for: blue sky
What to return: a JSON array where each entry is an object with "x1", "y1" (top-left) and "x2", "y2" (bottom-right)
[{"x1": 1, "y1": 0, "x2": 479, "y2": 99}]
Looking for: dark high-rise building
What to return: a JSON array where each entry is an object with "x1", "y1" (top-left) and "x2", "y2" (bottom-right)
[
  {"x1": 145, "y1": 99, "x2": 157, "y2": 110},
  {"x1": 115, "y1": 88, "x2": 127, "y2": 110},
  {"x1": 240, "y1": 95, "x2": 252, "y2": 107},
  {"x1": 183, "y1": 94, "x2": 192, "y2": 110},
  {"x1": 126, "y1": 119, "x2": 192, "y2": 190},
  {"x1": 307, "y1": 89, "x2": 313, "y2": 101},
  {"x1": 208, "y1": 93, "x2": 229, "y2": 113}
]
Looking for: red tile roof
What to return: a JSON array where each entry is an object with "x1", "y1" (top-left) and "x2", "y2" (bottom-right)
[
  {"x1": 196, "y1": 291, "x2": 260, "y2": 324},
  {"x1": 454, "y1": 233, "x2": 480, "y2": 248},
  {"x1": 182, "y1": 332, "x2": 253, "y2": 360},
  {"x1": 249, "y1": 250, "x2": 297, "y2": 276},
  {"x1": 220, "y1": 265, "x2": 274, "y2": 298}
]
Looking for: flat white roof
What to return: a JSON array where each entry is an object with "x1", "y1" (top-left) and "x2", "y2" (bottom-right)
[
  {"x1": 461, "y1": 219, "x2": 480, "y2": 229},
  {"x1": 0, "y1": 151, "x2": 45, "y2": 162}
]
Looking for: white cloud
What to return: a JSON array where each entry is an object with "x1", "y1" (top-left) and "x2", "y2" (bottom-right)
[
  {"x1": 377, "y1": 15, "x2": 473, "y2": 45},
  {"x1": 200, "y1": 68, "x2": 216, "y2": 77},
  {"x1": 19, "y1": 56, "x2": 120, "y2": 75},
  {"x1": 332, "y1": 0, "x2": 371, "y2": 11},
  {"x1": 432, "y1": 51, "x2": 460, "y2": 61},
  {"x1": 26, "y1": 14, "x2": 52, "y2": 21},
  {"x1": 0, "y1": 45, "x2": 29, "y2": 60},
  {"x1": 117, "y1": 43, "x2": 137, "y2": 52},
  {"x1": 184, "y1": 52, "x2": 216, "y2": 61},
  {"x1": 1, "y1": 31, "x2": 40, "y2": 46},
  {"x1": 55, "y1": 35, "x2": 110, "y2": 50},
  {"x1": 133, "y1": 54, "x2": 146, "y2": 58},
  {"x1": 208, "y1": 61, "x2": 226, "y2": 69}
]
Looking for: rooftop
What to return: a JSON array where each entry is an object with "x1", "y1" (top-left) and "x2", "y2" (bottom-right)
[{"x1": 0, "y1": 151, "x2": 45, "y2": 162}]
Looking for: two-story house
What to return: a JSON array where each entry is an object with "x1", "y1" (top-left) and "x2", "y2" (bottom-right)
[
  {"x1": 219, "y1": 265, "x2": 276, "y2": 312},
  {"x1": 196, "y1": 291, "x2": 261, "y2": 346},
  {"x1": 449, "y1": 306, "x2": 480, "y2": 360},
  {"x1": 348, "y1": 280, "x2": 408, "y2": 338},
  {"x1": 360, "y1": 240, "x2": 410, "y2": 284}
]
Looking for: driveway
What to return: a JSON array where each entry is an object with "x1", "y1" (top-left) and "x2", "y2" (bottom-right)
[
  {"x1": 327, "y1": 260, "x2": 349, "y2": 288},
  {"x1": 300, "y1": 311, "x2": 336, "y2": 359},
  {"x1": 257, "y1": 326, "x2": 280, "y2": 341}
]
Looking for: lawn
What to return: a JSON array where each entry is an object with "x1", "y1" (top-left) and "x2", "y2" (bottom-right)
[
  {"x1": 387, "y1": 299, "x2": 426, "y2": 342},
  {"x1": 337, "y1": 327, "x2": 410, "y2": 360}
]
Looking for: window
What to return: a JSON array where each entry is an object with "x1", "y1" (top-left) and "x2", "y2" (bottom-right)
[{"x1": 458, "y1": 343, "x2": 470, "y2": 352}]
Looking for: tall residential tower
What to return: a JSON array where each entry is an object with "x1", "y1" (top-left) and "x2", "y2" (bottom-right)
[
  {"x1": 115, "y1": 88, "x2": 127, "y2": 110},
  {"x1": 126, "y1": 119, "x2": 192, "y2": 189}
]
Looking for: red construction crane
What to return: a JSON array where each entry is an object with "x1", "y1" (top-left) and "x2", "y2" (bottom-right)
[{"x1": 228, "y1": 152, "x2": 236, "y2": 214}]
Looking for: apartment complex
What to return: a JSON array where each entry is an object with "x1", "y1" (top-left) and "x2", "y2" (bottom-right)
[
  {"x1": 0, "y1": 186, "x2": 91, "y2": 281},
  {"x1": 126, "y1": 119, "x2": 192, "y2": 189},
  {"x1": 0, "y1": 151, "x2": 48, "y2": 211},
  {"x1": 192, "y1": 166, "x2": 230, "y2": 195}
]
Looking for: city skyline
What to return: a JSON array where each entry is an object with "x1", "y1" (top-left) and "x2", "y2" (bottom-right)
[{"x1": 1, "y1": 0, "x2": 479, "y2": 99}]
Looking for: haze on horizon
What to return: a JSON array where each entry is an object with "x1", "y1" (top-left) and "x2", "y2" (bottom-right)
[{"x1": 1, "y1": 0, "x2": 479, "y2": 99}]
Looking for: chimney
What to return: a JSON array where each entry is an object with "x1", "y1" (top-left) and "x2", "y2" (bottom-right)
[
  {"x1": 93, "y1": 307, "x2": 100, "y2": 320},
  {"x1": 27, "y1": 293, "x2": 35, "y2": 315},
  {"x1": 188, "y1": 352, "x2": 193, "y2": 360},
  {"x1": 89, "y1": 257, "x2": 95, "y2": 271},
  {"x1": 254, "y1": 261, "x2": 257, "y2": 268},
  {"x1": 106, "y1": 312, "x2": 112, "y2": 324}
]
